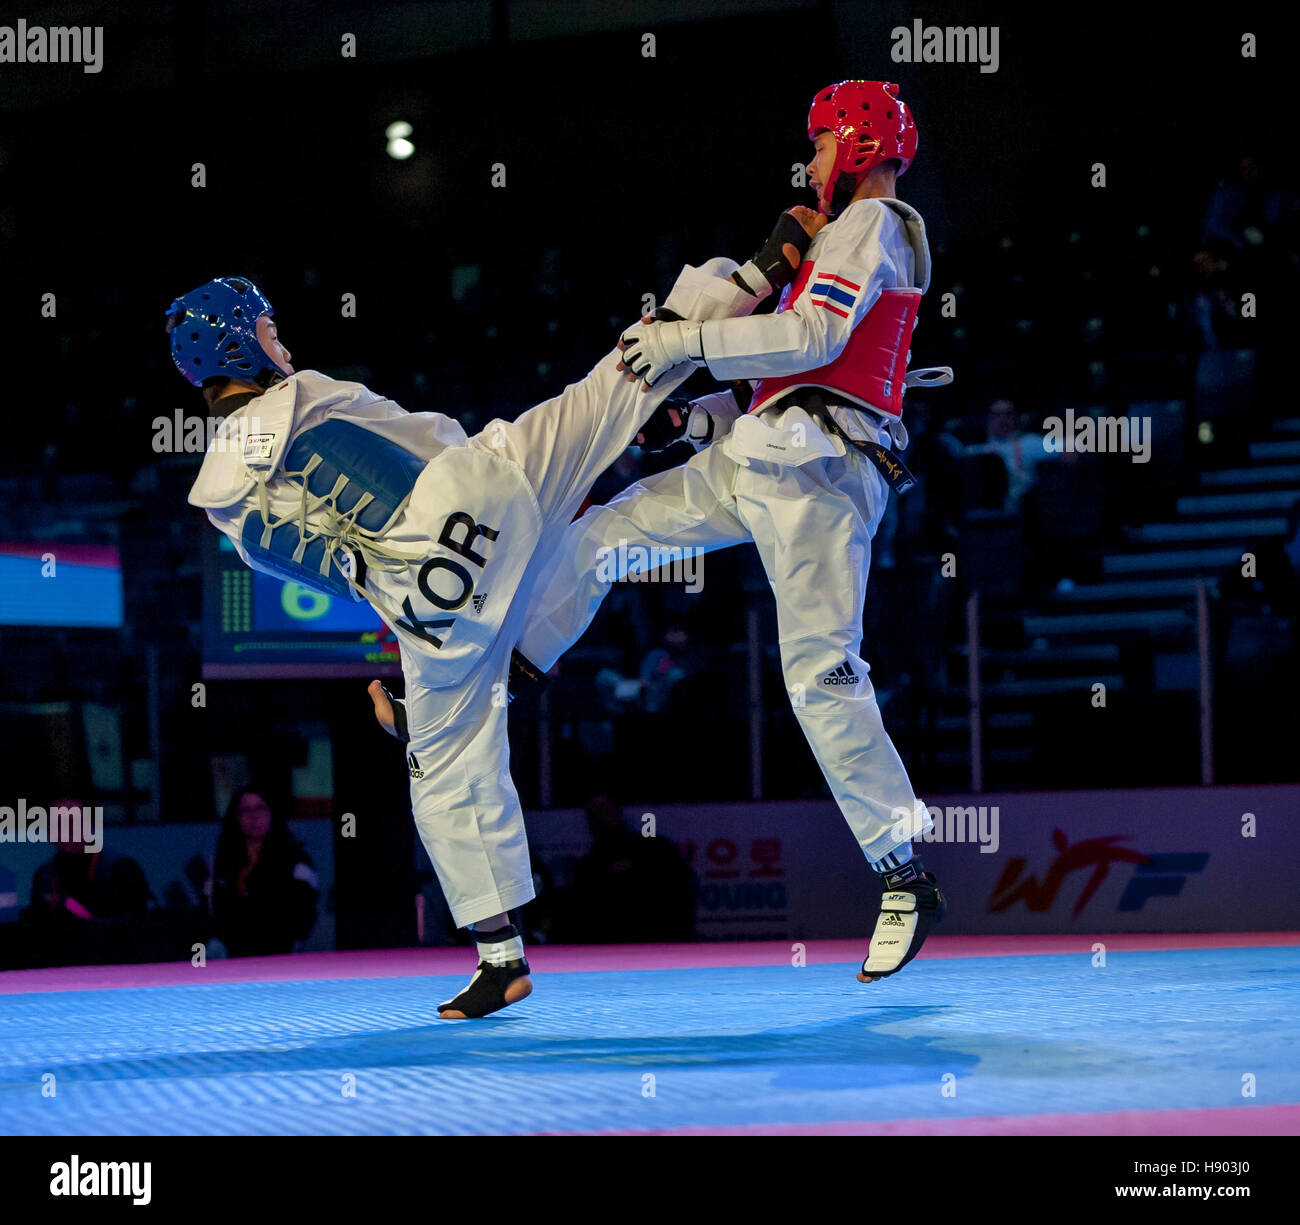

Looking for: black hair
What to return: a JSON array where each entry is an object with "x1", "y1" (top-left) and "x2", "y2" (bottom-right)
[
  {"x1": 213, "y1": 787, "x2": 302, "y2": 885},
  {"x1": 200, "y1": 376, "x2": 233, "y2": 410}
]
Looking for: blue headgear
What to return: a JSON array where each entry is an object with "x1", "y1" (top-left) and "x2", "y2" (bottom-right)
[{"x1": 165, "y1": 276, "x2": 284, "y2": 389}]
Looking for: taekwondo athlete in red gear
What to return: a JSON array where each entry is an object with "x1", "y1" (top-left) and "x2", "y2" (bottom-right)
[
  {"x1": 173, "y1": 257, "x2": 765, "y2": 1017},
  {"x1": 517, "y1": 81, "x2": 953, "y2": 983}
]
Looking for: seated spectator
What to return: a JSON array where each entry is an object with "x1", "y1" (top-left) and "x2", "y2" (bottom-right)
[
  {"x1": 967, "y1": 398, "x2": 1047, "y2": 512},
  {"x1": 209, "y1": 788, "x2": 318, "y2": 957},
  {"x1": 1218, "y1": 497, "x2": 1300, "y2": 626},
  {"x1": 1188, "y1": 238, "x2": 1253, "y2": 353},
  {"x1": 884, "y1": 398, "x2": 964, "y2": 557},
  {"x1": 564, "y1": 795, "x2": 695, "y2": 942},
  {"x1": 25, "y1": 797, "x2": 151, "y2": 966},
  {"x1": 1212, "y1": 499, "x2": 1300, "y2": 777},
  {"x1": 1203, "y1": 152, "x2": 1298, "y2": 298}
]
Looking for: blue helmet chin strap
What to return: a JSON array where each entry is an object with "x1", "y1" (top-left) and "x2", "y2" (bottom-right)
[{"x1": 165, "y1": 275, "x2": 283, "y2": 389}]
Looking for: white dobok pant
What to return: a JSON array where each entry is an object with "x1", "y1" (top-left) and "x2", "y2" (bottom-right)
[
  {"x1": 399, "y1": 627, "x2": 534, "y2": 931},
  {"x1": 520, "y1": 406, "x2": 933, "y2": 864}
]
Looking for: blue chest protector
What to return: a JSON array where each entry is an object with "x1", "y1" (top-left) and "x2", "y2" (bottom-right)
[{"x1": 240, "y1": 419, "x2": 426, "y2": 601}]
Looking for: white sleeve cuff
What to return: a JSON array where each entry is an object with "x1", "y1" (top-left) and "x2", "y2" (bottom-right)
[
  {"x1": 733, "y1": 260, "x2": 775, "y2": 300},
  {"x1": 661, "y1": 259, "x2": 766, "y2": 323}
]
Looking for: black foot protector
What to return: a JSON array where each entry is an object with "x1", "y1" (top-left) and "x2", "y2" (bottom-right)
[
  {"x1": 375, "y1": 684, "x2": 410, "y2": 742},
  {"x1": 858, "y1": 859, "x2": 947, "y2": 982},
  {"x1": 438, "y1": 923, "x2": 533, "y2": 1018}
]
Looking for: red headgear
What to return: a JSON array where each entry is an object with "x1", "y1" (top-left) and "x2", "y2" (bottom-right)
[{"x1": 807, "y1": 80, "x2": 918, "y2": 215}]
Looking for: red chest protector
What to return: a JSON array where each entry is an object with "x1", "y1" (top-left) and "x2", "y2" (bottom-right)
[{"x1": 749, "y1": 259, "x2": 922, "y2": 422}]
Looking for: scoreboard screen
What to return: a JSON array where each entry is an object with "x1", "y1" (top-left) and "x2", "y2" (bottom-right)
[{"x1": 202, "y1": 533, "x2": 401, "y2": 678}]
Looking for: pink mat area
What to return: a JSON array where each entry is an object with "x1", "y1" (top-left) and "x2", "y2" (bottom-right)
[
  {"x1": 1, "y1": 931, "x2": 1296, "y2": 995},
  {"x1": 576, "y1": 1103, "x2": 1300, "y2": 1137}
]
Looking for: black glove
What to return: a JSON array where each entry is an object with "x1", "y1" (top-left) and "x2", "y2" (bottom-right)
[
  {"x1": 635, "y1": 398, "x2": 693, "y2": 451},
  {"x1": 737, "y1": 211, "x2": 814, "y2": 295}
]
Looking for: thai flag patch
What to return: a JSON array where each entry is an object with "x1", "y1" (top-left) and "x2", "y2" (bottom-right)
[{"x1": 809, "y1": 273, "x2": 860, "y2": 318}]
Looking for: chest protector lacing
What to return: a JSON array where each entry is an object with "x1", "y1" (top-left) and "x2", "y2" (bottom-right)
[{"x1": 242, "y1": 419, "x2": 426, "y2": 608}]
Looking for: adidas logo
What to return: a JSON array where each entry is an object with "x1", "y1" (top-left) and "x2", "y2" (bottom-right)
[
  {"x1": 472, "y1": 593, "x2": 488, "y2": 614},
  {"x1": 407, "y1": 752, "x2": 424, "y2": 780},
  {"x1": 881, "y1": 913, "x2": 907, "y2": 927},
  {"x1": 822, "y1": 660, "x2": 859, "y2": 686}
]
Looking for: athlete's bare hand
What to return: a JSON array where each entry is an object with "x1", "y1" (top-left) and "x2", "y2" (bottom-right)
[
  {"x1": 787, "y1": 205, "x2": 827, "y2": 238},
  {"x1": 367, "y1": 679, "x2": 398, "y2": 738}
]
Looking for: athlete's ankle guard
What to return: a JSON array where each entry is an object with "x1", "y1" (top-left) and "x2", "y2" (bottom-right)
[{"x1": 438, "y1": 923, "x2": 531, "y2": 1019}]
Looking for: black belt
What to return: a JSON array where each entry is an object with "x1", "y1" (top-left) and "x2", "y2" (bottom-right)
[
  {"x1": 774, "y1": 389, "x2": 917, "y2": 495},
  {"x1": 851, "y1": 438, "x2": 917, "y2": 495}
]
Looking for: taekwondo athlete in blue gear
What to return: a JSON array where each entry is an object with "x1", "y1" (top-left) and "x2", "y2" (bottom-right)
[{"x1": 172, "y1": 264, "x2": 765, "y2": 1017}]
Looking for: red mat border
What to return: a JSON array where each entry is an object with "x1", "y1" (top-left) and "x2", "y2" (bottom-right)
[{"x1": 565, "y1": 1103, "x2": 1300, "y2": 1136}]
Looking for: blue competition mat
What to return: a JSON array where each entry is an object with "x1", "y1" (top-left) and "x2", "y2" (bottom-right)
[{"x1": 1, "y1": 948, "x2": 1297, "y2": 1135}]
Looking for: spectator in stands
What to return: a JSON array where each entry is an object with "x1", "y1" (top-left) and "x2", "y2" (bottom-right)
[
  {"x1": 209, "y1": 788, "x2": 318, "y2": 957},
  {"x1": 1212, "y1": 498, "x2": 1300, "y2": 776},
  {"x1": 594, "y1": 623, "x2": 702, "y2": 714},
  {"x1": 1288, "y1": 500, "x2": 1300, "y2": 582},
  {"x1": 25, "y1": 797, "x2": 152, "y2": 966},
  {"x1": 884, "y1": 397, "x2": 963, "y2": 556},
  {"x1": 968, "y1": 398, "x2": 1046, "y2": 512},
  {"x1": 1192, "y1": 150, "x2": 1296, "y2": 387},
  {"x1": 1217, "y1": 496, "x2": 1300, "y2": 626},
  {"x1": 1203, "y1": 152, "x2": 1299, "y2": 295},
  {"x1": 564, "y1": 795, "x2": 695, "y2": 942},
  {"x1": 1189, "y1": 237, "x2": 1252, "y2": 353},
  {"x1": 640, "y1": 623, "x2": 703, "y2": 714}
]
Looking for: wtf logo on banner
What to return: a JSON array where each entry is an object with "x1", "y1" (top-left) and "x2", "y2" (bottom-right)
[{"x1": 989, "y1": 829, "x2": 1208, "y2": 917}]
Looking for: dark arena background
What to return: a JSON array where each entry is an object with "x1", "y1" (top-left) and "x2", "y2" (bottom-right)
[{"x1": 0, "y1": 0, "x2": 1296, "y2": 1170}]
